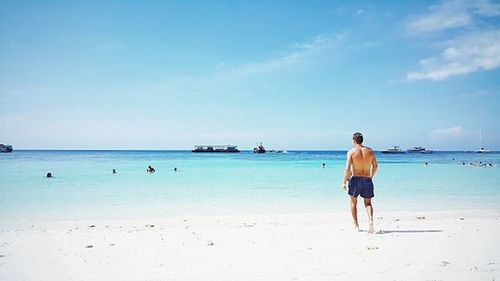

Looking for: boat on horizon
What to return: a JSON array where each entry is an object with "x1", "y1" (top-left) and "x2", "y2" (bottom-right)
[
  {"x1": 408, "y1": 146, "x2": 433, "y2": 154},
  {"x1": 192, "y1": 145, "x2": 240, "y2": 153},
  {"x1": 268, "y1": 149, "x2": 287, "y2": 153},
  {"x1": 253, "y1": 142, "x2": 266, "y2": 154},
  {"x1": 381, "y1": 146, "x2": 405, "y2": 154},
  {"x1": 0, "y1": 144, "x2": 13, "y2": 153},
  {"x1": 476, "y1": 147, "x2": 490, "y2": 153},
  {"x1": 476, "y1": 131, "x2": 490, "y2": 153}
]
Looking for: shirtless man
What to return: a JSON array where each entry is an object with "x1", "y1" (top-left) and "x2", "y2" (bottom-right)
[{"x1": 343, "y1": 132, "x2": 378, "y2": 233}]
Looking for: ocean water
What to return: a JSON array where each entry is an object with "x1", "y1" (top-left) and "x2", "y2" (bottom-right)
[{"x1": 0, "y1": 150, "x2": 499, "y2": 222}]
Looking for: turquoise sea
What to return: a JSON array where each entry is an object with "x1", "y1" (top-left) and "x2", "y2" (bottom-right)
[{"x1": 1, "y1": 150, "x2": 499, "y2": 222}]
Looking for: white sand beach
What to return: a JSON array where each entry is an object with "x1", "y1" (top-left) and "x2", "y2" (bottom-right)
[{"x1": 1, "y1": 210, "x2": 499, "y2": 281}]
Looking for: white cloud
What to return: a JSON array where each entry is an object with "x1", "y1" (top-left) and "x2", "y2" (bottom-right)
[
  {"x1": 407, "y1": 29, "x2": 500, "y2": 80},
  {"x1": 406, "y1": 0, "x2": 471, "y2": 34},
  {"x1": 406, "y1": 0, "x2": 500, "y2": 34}
]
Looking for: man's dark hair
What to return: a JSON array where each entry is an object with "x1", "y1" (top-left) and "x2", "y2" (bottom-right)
[{"x1": 353, "y1": 132, "x2": 363, "y2": 144}]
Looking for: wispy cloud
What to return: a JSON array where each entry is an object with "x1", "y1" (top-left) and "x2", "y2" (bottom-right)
[
  {"x1": 95, "y1": 43, "x2": 125, "y2": 51},
  {"x1": 406, "y1": 0, "x2": 500, "y2": 34},
  {"x1": 473, "y1": 0, "x2": 500, "y2": 16},
  {"x1": 429, "y1": 126, "x2": 464, "y2": 138},
  {"x1": 460, "y1": 90, "x2": 489, "y2": 98},
  {"x1": 405, "y1": 0, "x2": 500, "y2": 81},
  {"x1": 407, "y1": 29, "x2": 500, "y2": 80},
  {"x1": 154, "y1": 33, "x2": 346, "y2": 95},
  {"x1": 406, "y1": 0, "x2": 471, "y2": 34},
  {"x1": 218, "y1": 33, "x2": 346, "y2": 78}
]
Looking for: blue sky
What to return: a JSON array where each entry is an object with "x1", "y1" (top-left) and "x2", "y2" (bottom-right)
[{"x1": 0, "y1": 0, "x2": 499, "y2": 150}]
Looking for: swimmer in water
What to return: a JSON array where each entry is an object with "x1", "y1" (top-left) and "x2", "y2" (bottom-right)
[
  {"x1": 46, "y1": 172, "x2": 52, "y2": 178},
  {"x1": 147, "y1": 165, "x2": 156, "y2": 173}
]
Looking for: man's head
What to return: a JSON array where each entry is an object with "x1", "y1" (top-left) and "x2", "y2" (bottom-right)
[{"x1": 352, "y1": 132, "x2": 363, "y2": 145}]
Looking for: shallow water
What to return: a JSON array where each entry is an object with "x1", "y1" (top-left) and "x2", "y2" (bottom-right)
[{"x1": 0, "y1": 150, "x2": 499, "y2": 221}]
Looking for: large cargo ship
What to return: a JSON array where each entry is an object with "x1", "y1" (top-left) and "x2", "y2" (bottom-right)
[{"x1": 192, "y1": 145, "x2": 240, "y2": 153}]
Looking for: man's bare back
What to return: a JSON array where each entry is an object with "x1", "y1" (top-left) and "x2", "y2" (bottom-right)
[{"x1": 349, "y1": 146, "x2": 376, "y2": 178}]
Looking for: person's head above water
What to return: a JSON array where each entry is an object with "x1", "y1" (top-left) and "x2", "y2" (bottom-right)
[
  {"x1": 352, "y1": 132, "x2": 363, "y2": 145},
  {"x1": 46, "y1": 172, "x2": 52, "y2": 178}
]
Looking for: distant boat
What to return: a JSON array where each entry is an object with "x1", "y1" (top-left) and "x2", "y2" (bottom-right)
[
  {"x1": 0, "y1": 144, "x2": 13, "y2": 153},
  {"x1": 381, "y1": 146, "x2": 405, "y2": 154},
  {"x1": 476, "y1": 131, "x2": 489, "y2": 153},
  {"x1": 192, "y1": 145, "x2": 240, "y2": 153},
  {"x1": 268, "y1": 149, "x2": 286, "y2": 153},
  {"x1": 476, "y1": 147, "x2": 489, "y2": 153},
  {"x1": 253, "y1": 142, "x2": 266, "y2": 154},
  {"x1": 408, "y1": 146, "x2": 433, "y2": 154}
]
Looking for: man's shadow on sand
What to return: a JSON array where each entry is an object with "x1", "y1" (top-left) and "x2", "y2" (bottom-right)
[
  {"x1": 355, "y1": 229, "x2": 443, "y2": 234},
  {"x1": 375, "y1": 229, "x2": 443, "y2": 234}
]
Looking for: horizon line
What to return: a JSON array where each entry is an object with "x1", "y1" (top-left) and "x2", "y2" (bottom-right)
[{"x1": 5, "y1": 148, "x2": 498, "y2": 152}]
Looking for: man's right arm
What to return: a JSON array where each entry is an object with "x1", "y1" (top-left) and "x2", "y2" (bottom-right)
[
  {"x1": 343, "y1": 150, "x2": 352, "y2": 189},
  {"x1": 370, "y1": 150, "x2": 378, "y2": 179}
]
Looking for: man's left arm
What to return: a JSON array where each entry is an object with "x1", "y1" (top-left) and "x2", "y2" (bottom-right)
[
  {"x1": 342, "y1": 152, "x2": 352, "y2": 190},
  {"x1": 370, "y1": 151, "x2": 378, "y2": 179}
]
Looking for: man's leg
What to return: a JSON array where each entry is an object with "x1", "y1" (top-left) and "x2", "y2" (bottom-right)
[
  {"x1": 350, "y1": 196, "x2": 359, "y2": 231},
  {"x1": 364, "y1": 198, "x2": 374, "y2": 233}
]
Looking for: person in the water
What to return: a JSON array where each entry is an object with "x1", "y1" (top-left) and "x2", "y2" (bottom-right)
[
  {"x1": 343, "y1": 132, "x2": 378, "y2": 233},
  {"x1": 46, "y1": 172, "x2": 52, "y2": 178},
  {"x1": 147, "y1": 165, "x2": 156, "y2": 173},
  {"x1": 112, "y1": 169, "x2": 116, "y2": 174}
]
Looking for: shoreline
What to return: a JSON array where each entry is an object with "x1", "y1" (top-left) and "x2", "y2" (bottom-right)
[
  {"x1": 2, "y1": 207, "x2": 500, "y2": 227},
  {"x1": 1, "y1": 209, "x2": 499, "y2": 280},
  {"x1": 2, "y1": 206, "x2": 500, "y2": 224}
]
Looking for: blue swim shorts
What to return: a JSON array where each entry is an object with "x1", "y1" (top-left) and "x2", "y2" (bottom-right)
[{"x1": 348, "y1": 176, "x2": 374, "y2": 198}]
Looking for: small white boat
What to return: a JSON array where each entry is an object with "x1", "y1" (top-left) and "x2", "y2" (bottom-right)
[
  {"x1": 476, "y1": 131, "x2": 489, "y2": 153},
  {"x1": 476, "y1": 147, "x2": 489, "y2": 153},
  {"x1": 381, "y1": 146, "x2": 405, "y2": 154},
  {"x1": 408, "y1": 146, "x2": 433, "y2": 154}
]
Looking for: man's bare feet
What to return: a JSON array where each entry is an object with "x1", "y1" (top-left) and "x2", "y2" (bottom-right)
[
  {"x1": 367, "y1": 222, "x2": 375, "y2": 233},
  {"x1": 354, "y1": 223, "x2": 360, "y2": 232}
]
